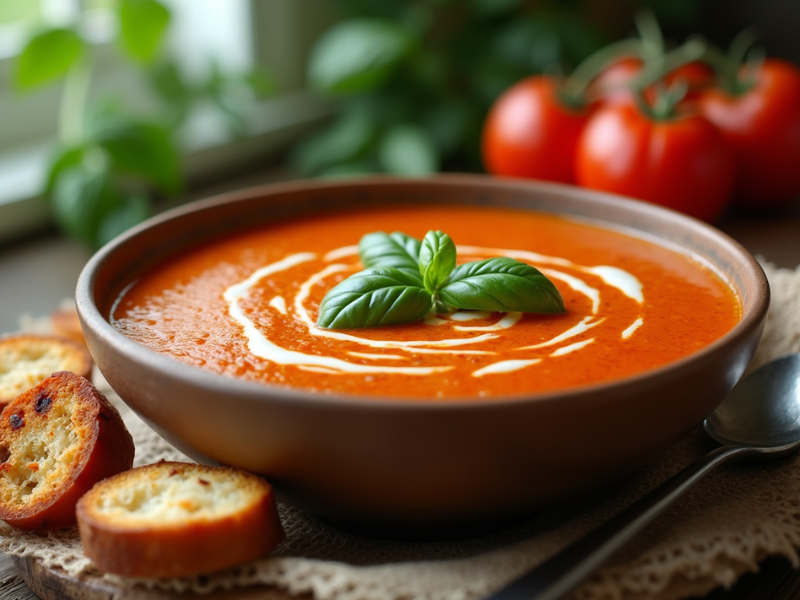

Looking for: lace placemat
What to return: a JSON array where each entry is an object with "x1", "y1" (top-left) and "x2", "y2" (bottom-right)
[{"x1": 2, "y1": 261, "x2": 799, "y2": 600}]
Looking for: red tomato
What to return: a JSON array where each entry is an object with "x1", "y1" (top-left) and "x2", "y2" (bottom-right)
[
  {"x1": 667, "y1": 61, "x2": 714, "y2": 99},
  {"x1": 482, "y1": 76, "x2": 589, "y2": 183},
  {"x1": 593, "y1": 58, "x2": 713, "y2": 106},
  {"x1": 698, "y1": 58, "x2": 800, "y2": 208},
  {"x1": 591, "y1": 57, "x2": 643, "y2": 106},
  {"x1": 574, "y1": 103, "x2": 735, "y2": 222}
]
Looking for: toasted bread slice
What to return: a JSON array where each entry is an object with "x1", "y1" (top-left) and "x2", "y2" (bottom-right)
[
  {"x1": 77, "y1": 461, "x2": 285, "y2": 578},
  {"x1": 50, "y1": 305, "x2": 87, "y2": 348},
  {"x1": 0, "y1": 334, "x2": 93, "y2": 407},
  {"x1": 0, "y1": 371, "x2": 135, "y2": 530}
]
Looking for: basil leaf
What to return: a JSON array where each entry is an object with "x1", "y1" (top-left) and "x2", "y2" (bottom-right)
[
  {"x1": 117, "y1": 0, "x2": 170, "y2": 64},
  {"x1": 147, "y1": 58, "x2": 192, "y2": 126},
  {"x1": 419, "y1": 230, "x2": 456, "y2": 292},
  {"x1": 45, "y1": 145, "x2": 87, "y2": 195},
  {"x1": 359, "y1": 231, "x2": 422, "y2": 271},
  {"x1": 291, "y1": 111, "x2": 377, "y2": 176},
  {"x1": 50, "y1": 160, "x2": 121, "y2": 249},
  {"x1": 94, "y1": 120, "x2": 181, "y2": 195},
  {"x1": 14, "y1": 28, "x2": 84, "y2": 90},
  {"x1": 318, "y1": 268, "x2": 432, "y2": 329},
  {"x1": 440, "y1": 257, "x2": 565, "y2": 313},
  {"x1": 307, "y1": 19, "x2": 413, "y2": 95},
  {"x1": 322, "y1": 229, "x2": 567, "y2": 329}
]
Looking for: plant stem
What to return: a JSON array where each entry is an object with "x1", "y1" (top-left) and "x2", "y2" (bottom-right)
[
  {"x1": 631, "y1": 40, "x2": 704, "y2": 122},
  {"x1": 632, "y1": 38, "x2": 705, "y2": 91},
  {"x1": 558, "y1": 38, "x2": 644, "y2": 108},
  {"x1": 633, "y1": 9, "x2": 664, "y2": 63},
  {"x1": 59, "y1": 56, "x2": 93, "y2": 145},
  {"x1": 728, "y1": 27, "x2": 761, "y2": 72},
  {"x1": 699, "y1": 28, "x2": 762, "y2": 95}
]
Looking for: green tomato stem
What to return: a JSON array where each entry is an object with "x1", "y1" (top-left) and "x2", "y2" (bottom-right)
[
  {"x1": 629, "y1": 38, "x2": 706, "y2": 122},
  {"x1": 633, "y1": 9, "x2": 665, "y2": 63},
  {"x1": 696, "y1": 28, "x2": 761, "y2": 96},
  {"x1": 631, "y1": 37, "x2": 705, "y2": 92},
  {"x1": 728, "y1": 27, "x2": 761, "y2": 71},
  {"x1": 559, "y1": 37, "x2": 645, "y2": 108},
  {"x1": 636, "y1": 79, "x2": 689, "y2": 121}
]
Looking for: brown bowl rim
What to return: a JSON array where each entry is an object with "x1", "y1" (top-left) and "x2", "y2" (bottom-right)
[{"x1": 76, "y1": 173, "x2": 770, "y2": 412}]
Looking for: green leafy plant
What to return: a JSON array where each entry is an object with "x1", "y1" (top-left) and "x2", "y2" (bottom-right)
[
  {"x1": 293, "y1": 2, "x2": 609, "y2": 178},
  {"x1": 12, "y1": 0, "x2": 272, "y2": 248},
  {"x1": 292, "y1": 0, "x2": 702, "y2": 178},
  {"x1": 317, "y1": 230, "x2": 565, "y2": 329}
]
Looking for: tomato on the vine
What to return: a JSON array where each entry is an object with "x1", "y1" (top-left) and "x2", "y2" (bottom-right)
[
  {"x1": 669, "y1": 61, "x2": 715, "y2": 97},
  {"x1": 592, "y1": 57, "x2": 713, "y2": 106},
  {"x1": 574, "y1": 102, "x2": 735, "y2": 222},
  {"x1": 698, "y1": 58, "x2": 800, "y2": 208},
  {"x1": 591, "y1": 57, "x2": 641, "y2": 106},
  {"x1": 481, "y1": 76, "x2": 589, "y2": 183}
]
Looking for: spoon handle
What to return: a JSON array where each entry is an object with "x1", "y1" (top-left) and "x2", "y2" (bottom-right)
[{"x1": 486, "y1": 444, "x2": 754, "y2": 600}]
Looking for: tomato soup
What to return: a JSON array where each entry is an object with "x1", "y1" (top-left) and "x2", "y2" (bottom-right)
[{"x1": 111, "y1": 205, "x2": 741, "y2": 400}]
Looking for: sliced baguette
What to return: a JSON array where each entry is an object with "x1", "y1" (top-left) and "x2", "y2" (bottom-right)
[
  {"x1": 77, "y1": 461, "x2": 285, "y2": 578},
  {"x1": 0, "y1": 334, "x2": 93, "y2": 407},
  {"x1": 0, "y1": 371, "x2": 135, "y2": 530}
]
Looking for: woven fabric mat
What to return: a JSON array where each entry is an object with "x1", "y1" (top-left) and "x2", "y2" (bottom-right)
[{"x1": 2, "y1": 262, "x2": 800, "y2": 600}]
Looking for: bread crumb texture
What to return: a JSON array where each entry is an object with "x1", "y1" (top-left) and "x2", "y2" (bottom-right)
[
  {"x1": 83, "y1": 462, "x2": 271, "y2": 527},
  {"x1": 0, "y1": 380, "x2": 87, "y2": 509},
  {"x1": 0, "y1": 370, "x2": 134, "y2": 530},
  {"x1": 0, "y1": 335, "x2": 92, "y2": 403}
]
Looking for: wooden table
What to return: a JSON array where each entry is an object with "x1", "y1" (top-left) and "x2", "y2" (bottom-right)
[{"x1": 1, "y1": 200, "x2": 799, "y2": 600}]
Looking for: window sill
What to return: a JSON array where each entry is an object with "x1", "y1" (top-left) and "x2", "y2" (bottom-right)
[{"x1": 0, "y1": 90, "x2": 332, "y2": 244}]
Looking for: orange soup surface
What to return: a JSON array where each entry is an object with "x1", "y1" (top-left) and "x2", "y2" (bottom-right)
[{"x1": 112, "y1": 205, "x2": 741, "y2": 400}]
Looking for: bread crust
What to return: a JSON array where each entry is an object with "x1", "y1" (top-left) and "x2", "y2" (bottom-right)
[
  {"x1": 0, "y1": 371, "x2": 135, "y2": 530},
  {"x1": 0, "y1": 334, "x2": 93, "y2": 407},
  {"x1": 77, "y1": 461, "x2": 285, "y2": 578}
]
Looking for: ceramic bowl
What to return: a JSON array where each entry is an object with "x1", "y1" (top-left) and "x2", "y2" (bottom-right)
[{"x1": 76, "y1": 175, "x2": 769, "y2": 527}]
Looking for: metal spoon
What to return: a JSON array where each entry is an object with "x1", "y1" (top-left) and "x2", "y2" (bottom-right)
[{"x1": 486, "y1": 353, "x2": 800, "y2": 600}]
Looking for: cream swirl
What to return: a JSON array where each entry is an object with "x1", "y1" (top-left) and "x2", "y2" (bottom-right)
[{"x1": 222, "y1": 245, "x2": 644, "y2": 377}]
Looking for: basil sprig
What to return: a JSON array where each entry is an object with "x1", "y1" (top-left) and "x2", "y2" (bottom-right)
[{"x1": 317, "y1": 230, "x2": 565, "y2": 329}]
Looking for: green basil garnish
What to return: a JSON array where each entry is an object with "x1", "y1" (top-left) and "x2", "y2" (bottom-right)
[
  {"x1": 317, "y1": 230, "x2": 565, "y2": 329},
  {"x1": 359, "y1": 231, "x2": 421, "y2": 271},
  {"x1": 439, "y1": 257, "x2": 565, "y2": 313},
  {"x1": 317, "y1": 268, "x2": 431, "y2": 329},
  {"x1": 419, "y1": 230, "x2": 456, "y2": 293}
]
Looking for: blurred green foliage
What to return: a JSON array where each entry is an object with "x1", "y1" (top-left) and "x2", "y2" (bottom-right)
[
  {"x1": 12, "y1": 0, "x2": 272, "y2": 248},
  {"x1": 292, "y1": 0, "x2": 701, "y2": 178},
  {"x1": 0, "y1": 0, "x2": 42, "y2": 26}
]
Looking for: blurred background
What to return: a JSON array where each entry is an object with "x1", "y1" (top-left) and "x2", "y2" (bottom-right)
[
  {"x1": 2, "y1": 0, "x2": 799, "y2": 243},
  {"x1": 0, "y1": 0, "x2": 798, "y2": 329}
]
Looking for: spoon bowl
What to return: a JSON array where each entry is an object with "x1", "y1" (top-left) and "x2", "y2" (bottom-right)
[{"x1": 705, "y1": 353, "x2": 800, "y2": 449}]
